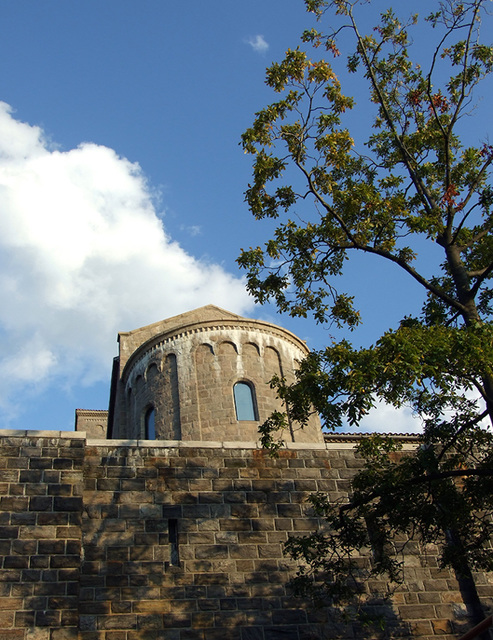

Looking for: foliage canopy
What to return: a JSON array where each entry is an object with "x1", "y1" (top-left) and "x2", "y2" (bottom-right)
[{"x1": 239, "y1": 0, "x2": 493, "y2": 621}]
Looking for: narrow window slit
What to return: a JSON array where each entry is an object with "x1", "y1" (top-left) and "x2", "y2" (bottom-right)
[{"x1": 169, "y1": 518, "x2": 179, "y2": 566}]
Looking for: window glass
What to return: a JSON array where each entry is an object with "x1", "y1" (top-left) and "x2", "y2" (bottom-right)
[
  {"x1": 145, "y1": 407, "x2": 156, "y2": 440},
  {"x1": 233, "y1": 382, "x2": 256, "y2": 421}
]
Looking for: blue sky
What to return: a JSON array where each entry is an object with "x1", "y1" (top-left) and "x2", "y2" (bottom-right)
[{"x1": 0, "y1": 1, "x2": 490, "y2": 434}]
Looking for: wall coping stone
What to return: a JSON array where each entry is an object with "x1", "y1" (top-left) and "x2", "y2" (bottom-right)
[
  {"x1": 84, "y1": 438, "x2": 394, "y2": 451},
  {"x1": 0, "y1": 429, "x2": 86, "y2": 438},
  {"x1": 0, "y1": 429, "x2": 419, "y2": 452},
  {"x1": 286, "y1": 442, "x2": 328, "y2": 450},
  {"x1": 223, "y1": 441, "x2": 259, "y2": 449}
]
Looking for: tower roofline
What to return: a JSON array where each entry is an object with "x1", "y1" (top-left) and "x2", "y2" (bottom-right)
[
  {"x1": 117, "y1": 305, "x2": 310, "y2": 374},
  {"x1": 117, "y1": 305, "x2": 249, "y2": 370},
  {"x1": 120, "y1": 313, "x2": 310, "y2": 384}
]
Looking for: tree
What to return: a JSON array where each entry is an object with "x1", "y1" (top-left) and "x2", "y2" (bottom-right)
[{"x1": 238, "y1": 0, "x2": 493, "y2": 631}]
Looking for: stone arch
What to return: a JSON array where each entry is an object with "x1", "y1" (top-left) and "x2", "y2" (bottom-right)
[
  {"x1": 264, "y1": 345, "x2": 283, "y2": 380},
  {"x1": 218, "y1": 340, "x2": 238, "y2": 355},
  {"x1": 243, "y1": 341, "x2": 260, "y2": 357},
  {"x1": 194, "y1": 342, "x2": 220, "y2": 438},
  {"x1": 217, "y1": 341, "x2": 239, "y2": 382},
  {"x1": 144, "y1": 361, "x2": 160, "y2": 382},
  {"x1": 162, "y1": 353, "x2": 181, "y2": 440},
  {"x1": 194, "y1": 342, "x2": 215, "y2": 364},
  {"x1": 129, "y1": 374, "x2": 146, "y2": 439}
]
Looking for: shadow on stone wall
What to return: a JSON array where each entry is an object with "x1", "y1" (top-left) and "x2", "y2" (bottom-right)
[
  {"x1": 76, "y1": 442, "x2": 491, "y2": 638},
  {"x1": 184, "y1": 594, "x2": 412, "y2": 640}
]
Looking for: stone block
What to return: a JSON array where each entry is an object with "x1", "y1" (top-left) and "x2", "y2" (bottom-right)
[
  {"x1": 230, "y1": 505, "x2": 258, "y2": 519},
  {"x1": 398, "y1": 604, "x2": 436, "y2": 619},
  {"x1": 56, "y1": 525, "x2": 81, "y2": 538},
  {"x1": 251, "y1": 519, "x2": 274, "y2": 532},
  {"x1": 0, "y1": 526, "x2": 18, "y2": 539},
  {"x1": 50, "y1": 555, "x2": 79, "y2": 569},
  {"x1": 212, "y1": 532, "x2": 238, "y2": 547},
  {"x1": 219, "y1": 519, "x2": 251, "y2": 532},
  {"x1": 35, "y1": 609, "x2": 61, "y2": 626},
  {"x1": 229, "y1": 545, "x2": 258, "y2": 560},
  {"x1": 194, "y1": 545, "x2": 229, "y2": 560},
  {"x1": 257, "y1": 544, "x2": 282, "y2": 559},
  {"x1": 188, "y1": 532, "x2": 216, "y2": 545},
  {"x1": 0, "y1": 497, "x2": 29, "y2": 512},
  {"x1": 278, "y1": 504, "x2": 302, "y2": 519},
  {"x1": 3, "y1": 555, "x2": 29, "y2": 569},
  {"x1": 25, "y1": 628, "x2": 50, "y2": 640},
  {"x1": 272, "y1": 609, "x2": 307, "y2": 625},
  {"x1": 136, "y1": 613, "x2": 164, "y2": 630},
  {"x1": 432, "y1": 619, "x2": 453, "y2": 634},
  {"x1": 191, "y1": 612, "x2": 215, "y2": 628},
  {"x1": 274, "y1": 519, "x2": 293, "y2": 532},
  {"x1": 237, "y1": 532, "x2": 268, "y2": 545},
  {"x1": 51, "y1": 629, "x2": 79, "y2": 640},
  {"x1": 194, "y1": 573, "x2": 229, "y2": 586},
  {"x1": 37, "y1": 513, "x2": 69, "y2": 526},
  {"x1": 53, "y1": 495, "x2": 82, "y2": 511},
  {"x1": 98, "y1": 614, "x2": 138, "y2": 630},
  {"x1": 240, "y1": 626, "x2": 264, "y2": 640}
]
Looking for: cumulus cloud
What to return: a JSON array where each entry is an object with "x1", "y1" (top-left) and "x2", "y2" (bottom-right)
[
  {"x1": 337, "y1": 389, "x2": 489, "y2": 436},
  {"x1": 355, "y1": 400, "x2": 422, "y2": 434},
  {"x1": 0, "y1": 102, "x2": 253, "y2": 419},
  {"x1": 328, "y1": 401, "x2": 421, "y2": 435},
  {"x1": 245, "y1": 35, "x2": 269, "y2": 54}
]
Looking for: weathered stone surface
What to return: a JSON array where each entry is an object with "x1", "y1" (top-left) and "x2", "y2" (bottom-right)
[
  {"x1": 3, "y1": 431, "x2": 487, "y2": 639},
  {"x1": 109, "y1": 306, "x2": 324, "y2": 444}
]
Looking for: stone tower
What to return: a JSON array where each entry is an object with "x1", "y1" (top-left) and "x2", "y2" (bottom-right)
[{"x1": 106, "y1": 305, "x2": 323, "y2": 444}]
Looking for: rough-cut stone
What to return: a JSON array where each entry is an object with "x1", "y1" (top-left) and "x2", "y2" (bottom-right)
[
  {"x1": 0, "y1": 431, "x2": 491, "y2": 639},
  {"x1": 104, "y1": 305, "x2": 323, "y2": 444}
]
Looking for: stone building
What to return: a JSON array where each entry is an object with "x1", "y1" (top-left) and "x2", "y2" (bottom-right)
[
  {"x1": 103, "y1": 305, "x2": 323, "y2": 444},
  {"x1": 0, "y1": 306, "x2": 491, "y2": 640}
]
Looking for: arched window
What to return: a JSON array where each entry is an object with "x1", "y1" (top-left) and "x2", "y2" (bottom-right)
[
  {"x1": 233, "y1": 382, "x2": 257, "y2": 421},
  {"x1": 144, "y1": 406, "x2": 156, "y2": 440}
]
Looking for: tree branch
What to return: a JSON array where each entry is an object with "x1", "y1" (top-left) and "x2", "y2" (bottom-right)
[{"x1": 339, "y1": 466, "x2": 493, "y2": 515}]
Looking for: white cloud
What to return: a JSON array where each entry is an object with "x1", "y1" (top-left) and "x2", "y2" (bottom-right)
[
  {"x1": 0, "y1": 102, "x2": 253, "y2": 419},
  {"x1": 245, "y1": 35, "x2": 269, "y2": 54},
  {"x1": 337, "y1": 389, "x2": 490, "y2": 436},
  {"x1": 180, "y1": 224, "x2": 202, "y2": 236},
  {"x1": 356, "y1": 400, "x2": 422, "y2": 434},
  {"x1": 329, "y1": 399, "x2": 422, "y2": 435}
]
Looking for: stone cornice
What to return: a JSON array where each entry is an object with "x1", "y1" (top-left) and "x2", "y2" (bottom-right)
[{"x1": 75, "y1": 409, "x2": 109, "y2": 416}]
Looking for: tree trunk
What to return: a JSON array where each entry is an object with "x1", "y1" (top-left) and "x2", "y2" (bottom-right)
[{"x1": 446, "y1": 528, "x2": 491, "y2": 640}]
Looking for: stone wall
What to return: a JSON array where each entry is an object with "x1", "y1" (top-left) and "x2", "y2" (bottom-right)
[
  {"x1": 0, "y1": 430, "x2": 492, "y2": 640},
  {"x1": 0, "y1": 431, "x2": 84, "y2": 640}
]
